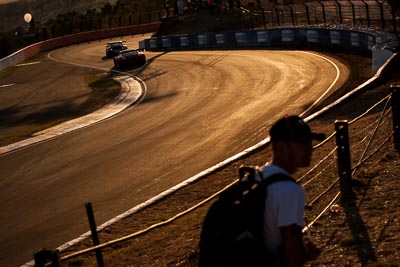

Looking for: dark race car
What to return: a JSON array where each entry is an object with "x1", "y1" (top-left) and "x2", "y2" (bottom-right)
[
  {"x1": 113, "y1": 49, "x2": 146, "y2": 69},
  {"x1": 106, "y1": 41, "x2": 128, "y2": 57}
]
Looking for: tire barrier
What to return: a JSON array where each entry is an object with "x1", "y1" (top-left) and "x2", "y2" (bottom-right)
[{"x1": 139, "y1": 25, "x2": 399, "y2": 75}]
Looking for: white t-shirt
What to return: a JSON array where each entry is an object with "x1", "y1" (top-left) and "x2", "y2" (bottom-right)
[{"x1": 260, "y1": 163, "x2": 306, "y2": 254}]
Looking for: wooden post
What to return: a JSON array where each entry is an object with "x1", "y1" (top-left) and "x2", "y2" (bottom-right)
[
  {"x1": 391, "y1": 85, "x2": 400, "y2": 151},
  {"x1": 335, "y1": 120, "x2": 353, "y2": 200},
  {"x1": 85, "y1": 202, "x2": 105, "y2": 267}
]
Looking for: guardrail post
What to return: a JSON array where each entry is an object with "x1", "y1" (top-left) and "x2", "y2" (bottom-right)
[
  {"x1": 335, "y1": 120, "x2": 353, "y2": 200},
  {"x1": 391, "y1": 85, "x2": 400, "y2": 151},
  {"x1": 34, "y1": 249, "x2": 62, "y2": 267},
  {"x1": 85, "y1": 202, "x2": 105, "y2": 267}
]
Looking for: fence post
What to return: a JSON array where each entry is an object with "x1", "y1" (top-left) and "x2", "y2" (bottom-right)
[
  {"x1": 289, "y1": 5, "x2": 295, "y2": 25},
  {"x1": 319, "y1": 1, "x2": 326, "y2": 23},
  {"x1": 34, "y1": 249, "x2": 62, "y2": 267},
  {"x1": 391, "y1": 85, "x2": 400, "y2": 151},
  {"x1": 304, "y1": 3, "x2": 310, "y2": 25},
  {"x1": 85, "y1": 202, "x2": 105, "y2": 267},
  {"x1": 334, "y1": 0, "x2": 342, "y2": 23},
  {"x1": 261, "y1": 7, "x2": 267, "y2": 29},
  {"x1": 250, "y1": 10, "x2": 254, "y2": 29},
  {"x1": 348, "y1": 0, "x2": 356, "y2": 25},
  {"x1": 273, "y1": 5, "x2": 280, "y2": 26},
  {"x1": 361, "y1": 0, "x2": 371, "y2": 28},
  {"x1": 390, "y1": 2, "x2": 397, "y2": 33},
  {"x1": 376, "y1": 0, "x2": 385, "y2": 29},
  {"x1": 335, "y1": 120, "x2": 353, "y2": 200}
]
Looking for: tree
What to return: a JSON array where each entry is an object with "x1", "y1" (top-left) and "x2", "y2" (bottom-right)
[{"x1": 101, "y1": 3, "x2": 113, "y2": 15}]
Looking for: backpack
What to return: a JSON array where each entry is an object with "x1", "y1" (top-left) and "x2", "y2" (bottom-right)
[{"x1": 198, "y1": 166, "x2": 295, "y2": 267}]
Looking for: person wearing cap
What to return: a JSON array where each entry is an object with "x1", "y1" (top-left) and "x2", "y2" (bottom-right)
[{"x1": 260, "y1": 115, "x2": 324, "y2": 267}]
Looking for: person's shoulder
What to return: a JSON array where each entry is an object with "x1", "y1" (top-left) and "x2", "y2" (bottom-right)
[
  {"x1": 260, "y1": 163, "x2": 290, "y2": 178},
  {"x1": 268, "y1": 178, "x2": 303, "y2": 194}
]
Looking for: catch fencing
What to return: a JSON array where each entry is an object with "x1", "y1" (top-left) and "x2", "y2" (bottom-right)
[
  {"x1": 32, "y1": 85, "x2": 400, "y2": 267},
  {"x1": 241, "y1": 0, "x2": 399, "y2": 34}
]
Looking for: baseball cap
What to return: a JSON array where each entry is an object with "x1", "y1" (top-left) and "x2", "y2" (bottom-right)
[{"x1": 270, "y1": 115, "x2": 326, "y2": 142}]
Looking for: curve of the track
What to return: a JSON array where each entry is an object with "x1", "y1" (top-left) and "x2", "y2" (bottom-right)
[{"x1": 0, "y1": 34, "x2": 350, "y2": 267}]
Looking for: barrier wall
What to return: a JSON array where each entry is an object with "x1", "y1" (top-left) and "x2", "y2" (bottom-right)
[
  {"x1": 0, "y1": 22, "x2": 161, "y2": 72},
  {"x1": 138, "y1": 26, "x2": 399, "y2": 75}
]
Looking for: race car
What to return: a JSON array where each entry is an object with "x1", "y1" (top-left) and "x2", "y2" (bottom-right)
[
  {"x1": 106, "y1": 41, "x2": 128, "y2": 57},
  {"x1": 113, "y1": 49, "x2": 146, "y2": 68}
]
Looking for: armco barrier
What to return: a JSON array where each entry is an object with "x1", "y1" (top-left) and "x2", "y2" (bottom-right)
[
  {"x1": 138, "y1": 25, "x2": 399, "y2": 75},
  {"x1": 0, "y1": 22, "x2": 161, "y2": 72}
]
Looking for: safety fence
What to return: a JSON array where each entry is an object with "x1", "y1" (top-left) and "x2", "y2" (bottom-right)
[
  {"x1": 31, "y1": 85, "x2": 400, "y2": 267},
  {"x1": 37, "y1": 10, "x2": 163, "y2": 41},
  {"x1": 240, "y1": 0, "x2": 399, "y2": 34}
]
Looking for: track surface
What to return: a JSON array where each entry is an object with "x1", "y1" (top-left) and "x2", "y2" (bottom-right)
[{"x1": 0, "y1": 34, "x2": 349, "y2": 266}]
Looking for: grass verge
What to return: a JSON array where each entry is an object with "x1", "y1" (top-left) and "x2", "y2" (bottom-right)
[{"x1": 0, "y1": 74, "x2": 121, "y2": 147}]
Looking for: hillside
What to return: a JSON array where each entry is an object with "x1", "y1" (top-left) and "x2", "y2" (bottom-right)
[
  {"x1": 0, "y1": 0, "x2": 118, "y2": 32},
  {"x1": 0, "y1": 0, "x2": 166, "y2": 33}
]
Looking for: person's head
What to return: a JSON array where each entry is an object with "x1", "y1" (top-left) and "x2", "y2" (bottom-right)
[{"x1": 269, "y1": 115, "x2": 325, "y2": 174}]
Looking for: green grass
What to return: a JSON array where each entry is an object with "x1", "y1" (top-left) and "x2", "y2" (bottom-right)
[
  {"x1": 84, "y1": 74, "x2": 121, "y2": 110},
  {"x1": 0, "y1": 65, "x2": 16, "y2": 79}
]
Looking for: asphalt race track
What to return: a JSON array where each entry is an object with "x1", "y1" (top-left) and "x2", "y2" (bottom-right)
[{"x1": 0, "y1": 33, "x2": 350, "y2": 267}]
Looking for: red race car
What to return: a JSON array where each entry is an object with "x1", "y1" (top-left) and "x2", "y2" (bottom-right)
[{"x1": 113, "y1": 49, "x2": 146, "y2": 68}]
